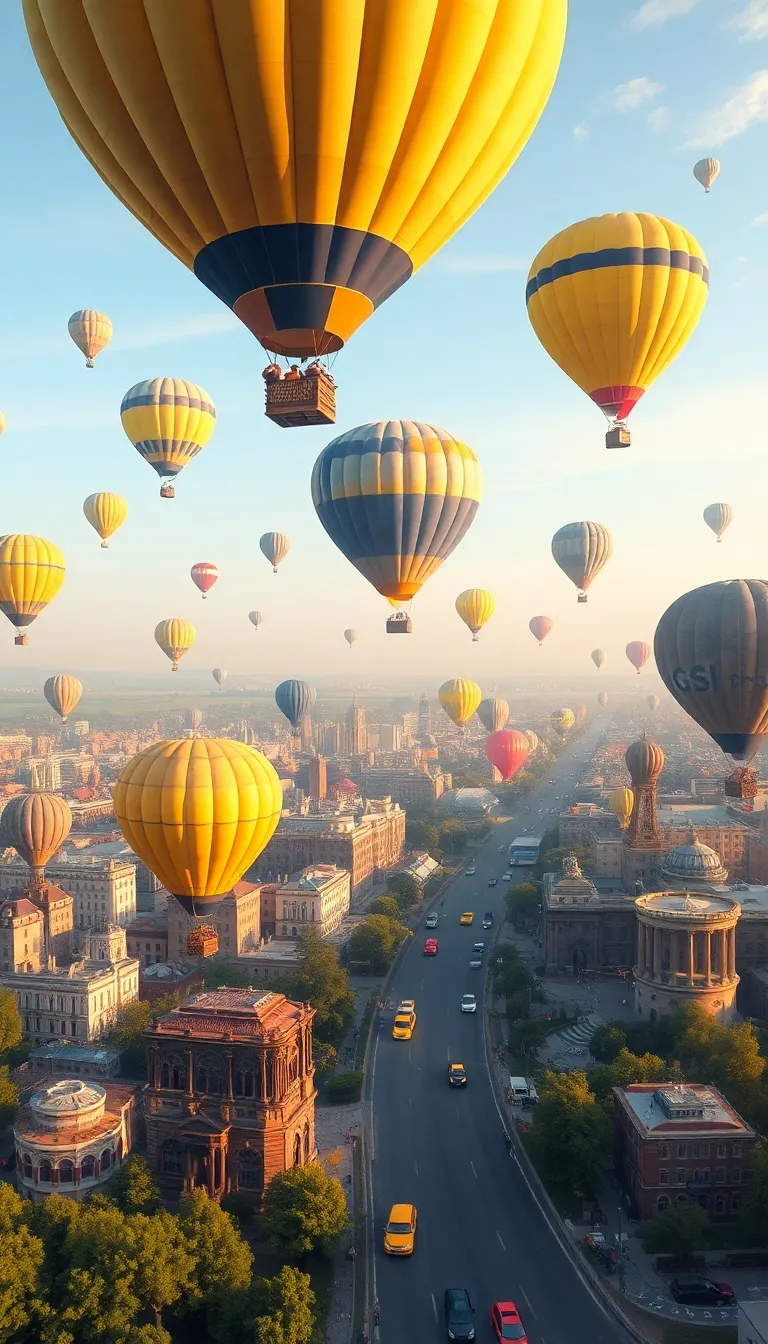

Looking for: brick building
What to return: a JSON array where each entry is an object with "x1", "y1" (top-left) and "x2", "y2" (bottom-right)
[
  {"x1": 614, "y1": 1082, "x2": 756, "y2": 1220},
  {"x1": 126, "y1": 914, "x2": 169, "y2": 968},
  {"x1": 250, "y1": 801, "x2": 405, "y2": 895},
  {"x1": 558, "y1": 804, "x2": 619, "y2": 847},
  {"x1": 143, "y1": 989, "x2": 316, "y2": 1204}
]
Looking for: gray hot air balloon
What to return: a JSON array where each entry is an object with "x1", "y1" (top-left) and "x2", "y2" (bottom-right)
[
  {"x1": 477, "y1": 697, "x2": 509, "y2": 733},
  {"x1": 551, "y1": 522, "x2": 613, "y2": 603},
  {"x1": 259, "y1": 531, "x2": 291, "y2": 573},
  {"x1": 703, "y1": 503, "x2": 733, "y2": 543},
  {"x1": 693, "y1": 157, "x2": 720, "y2": 193}
]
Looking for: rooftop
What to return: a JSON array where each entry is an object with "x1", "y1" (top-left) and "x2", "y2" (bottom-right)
[
  {"x1": 658, "y1": 804, "x2": 751, "y2": 831},
  {"x1": 636, "y1": 891, "x2": 739, "y2": 921},
  {"x1": 617, "y1": 1082, "x2": 751, "y2": 1134},
  {"x1": 149, "y1": 988, "x2": 312, "y2": 1040},
  {"x1": 29, "y1": 1044, "x2": 121, "y2": 1065},
  {"x1": 31, "y1": 1079, "x2": 105, "y2": 1116}
]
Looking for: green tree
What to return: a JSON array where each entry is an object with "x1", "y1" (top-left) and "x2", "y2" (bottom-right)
[
  {"x1": 311, "y1": 1040, "x2": 337, "y2": 1079},
  {"x1": 104, "y1": 1154, "x2": 162, "y2": 1215},
  {"x1": 405, "y1": 819, "x2": 440, "y2": 851},
  {"x1": 261, "y1": 1162, "x2": 348, "y2": 1258},
  {"x1": 110, "y1": 994, "x2": 181, "y2": 1049},
  {"x1": 543, "y1": 845, "x2": 592, "y2": 870},
  {"x1": 0, "y1": 1065, "x2": 19, "y2": 1129},
  {"x1": 741, "y1": 1138, "x2": 768, "y2": 1245},
  {"x1": 528, "y1": 1071, "x2": 611, "y2": 1197},
  {"x1": 504, "y1": 882, "x2": 540, "y2": 926},
  {"x1": 589, "y1": 1024, "x2": 628, "y2": 1063},
  {"x1": 369, "y1": 895, "x2": 402, "y2": 920},
  {"x1": 387, "y1": 873, "x2": 420, "y2": 910},
  {"x1": 438, "y1": 820, "x2": 469, "y2": 852},
  {"x1": 347, "y1": 914, "x2": 408, "y2": 973},
  {"x1": 609, "y1": 1047, "x2": 667, "y2": 1088},
  {"x1": 640, "y1": 1203, "x2": 711, "y2": 1258},
  {"x1": 677, "y1": 1008, "x2": 765, "y2": 1114},
  {"x1": 0, "y1": 1183, "x2": 45, "y2": 1344},
  {"x1": 177, "y1": 1188, "x2": 253, "y2": 1327},
  {"x1": 288, "y1": 929, "x2": 354, "y2": 1045},
  {"x1": 0, "y1": 987, "x2": 22, "y2": 1057},
  {"x1": 218, "y1": 1265, "x2": 315, "y2": 1344}
]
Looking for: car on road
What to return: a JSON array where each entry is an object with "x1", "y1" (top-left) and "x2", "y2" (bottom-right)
[
  {"x1": 472, "y1": 942, "x2": 485, "y2": 956},
  {"x1": 448, "y1": 1063, "x2": 467, "y2": 1087},
  {"x1": 444, "y1": 1287, "x2": 476, "y2": 1340},
  {"x1": 383, "y1": 1202, "x2": 417, "y2": 1256},
  {"x1": 502, "y1": 872, "x2": 512, "y2": 881},
  {"x1": 498, "y1": 844, "x2": 506, "y2": 852},
  {"x1": 460, "y1": 994, "x2": 477, "y2": 1013},
  {"x1": 488, "y1": 877, "x2": 498, "y2": 887},
  {"x1": 398, "y1": 999, "x2": 415, "y2": 1013},
  {"x1": 482, "y1": 913, "x2": 493, "y2": 929},
  {"x1": 392, "y1": 1010, "x2": 416, "y2": 1040},
  {"x1": 491, "y1": 1301, "x2": 527, "y2": 1342},
  {"x1": 425, "y1": 912, "x2": 438, "y2": 928},
  {"x1": 465, "y1": 866, "x2": 476, "y2": 876},
  {"x1": 460, "y1": 911, "x2": 474, "y2": 925},
  {"x1": 670, "y1": 1277, "x2": 735, "y2": 1306},
  {"x1": 423, "y1": 938, "x2": 439, "y2": 956}
]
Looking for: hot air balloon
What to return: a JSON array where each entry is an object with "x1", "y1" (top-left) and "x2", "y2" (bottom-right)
[
  {"x1": 344, "y1": 629, "x2": 358, "y2": 649},
  {"x1": 551, "y1": 708, "x2": 575, "y2": 735},
  {"x1": 575, "y1": 704, "x2": 587, "y2": 725},
  {"x1": 154, "y1": 619, "x2": 196, "y2": 672},
  {"x1": 455, "y1": 590, "x2": 495, "y2": 642},
  {"x1": 626, "y1": 641, "x2": 651, "y2": 675},
  {"x1": 184, "y1": 708, "x2": 203, "y2": 732},
  {"x1": 312, "y1": 423, "x2": 481, "y2": 629},
  {"x1": 0, "y1": 535, "x2": 65, "y2": 646},
  {"x1": 551, "y1": 523, "x2": 613, "y2": 603},
  {"x1": 477, "y1": 697, "x2": 510, "y2": 734},
  {"x1": 591, "y1": 649, "x2": 605, "y2": 670},
  {"x1": 647, "y1": 694, "x2": 660, "y2": 712},
  {"x1": 43, "y1": 675, "x2": 82, "y2": 723},
  {"x1": 0, "y1": 791, "x2": 72, "y2": 887},
  {"x1": 694, "y1": 158, "x2": 720, "y2": 193},
  {"x1": 191, "y1": 562, "x2": 219, "y2": 599},
  {"x1": 626, "y1": 736, "x2": 664, "y2": 786},
  {"x1": 529, "y1": 616, "x2": 553, "y2": 646},
  {"x1": 26, "y1": 2, "x2": 566, "y2": 405},
  {"x1": 703, "y1": 503, "x2": 733, "y2": 543},
  {"x1": 525, "y1": 731, "x2": 540, "y2": 754},
  {"x1": 527, "y1": 213, "x2": 709, "y2": 448},
  {"x1": 67, "y1": 309, "x2": 112, "y2": 367},
  {"x1": 275, "y1": 680, "x2": 316, "y2": 731},
  {"x1": 597, "y1": 690, "x2": 609, "y2": 708},
  {"x1": 114, "y1": 738, "x2": 282, "y2": 917},
  {"x1": 438, "y1": 679, "x2": 482, "y2": 731},
  {"x1": 120, "y1": 378, "x2": 216, "y2": 499},
  {"x1": 0, "y1": 411, "x2": 5, "y2": 437},
  {"x1": 655, "y1": 579, "x2": 768, "y2": 761},
  {"x1": 608, "y1": 787, "x2": 634, "y2": 830},
  {"x1": 260, "y1": 533, "x2": 291, "y2": 574},
  {"x1": 248, "y1": 611, "x2": 263, "y2": 632},
  {"x1": 485, "y1": 729, "x2": 529, "y2": 782},
  {"x1": 83, "y1": 493, "x2": 128, "y2": 548},
  {"x1": 213, "y1": 668, "x2": 227, "y2": 687}
]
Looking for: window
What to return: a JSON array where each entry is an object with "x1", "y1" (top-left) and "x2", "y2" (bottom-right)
[
  {"x1": 716, "y1": 1142, "x2": 727, "y2": 1158},
  {"x1": 39, "y1": 1160, "x2": 53, "y2": 1183},
  {"x1": 100, "y1": 1149, "x2": 113, "y2": 1171},
  {"x1": 677, "y1": 1143, "x2": 687, "y2": 1159},
  {"x1": 658, "y1": 1143, "x2": 669, "y2": 1159},
  {"x1": 676, "y1": 1170, "x2": 686, "y2": 1185},
  {"x1": 732, "y1": 1194, "x2": 741, "y2": 1213},
  {"x1": 714, "y1": 1193, "x2": 726, "y2": 1215},
  {"x1": 659, "y1": 1170, "x2": 669, "y2": 1185},
  {"x1": 160, "y1": 1054, "x2": 187, "y2": 1091},
  {"x1": 733, "y1": 1142, "x2": 742, "y2": 1157},
  {"x1": 238, "y1": 1148, "x2": 263, "y2": 1190},
  {"x1": 716, "y1": 1167, "x2": 725, "y2": 1183},
  {"x1": 162, "y1": 1140, "x2": 184, "y2": 1176},
  {"x1": 22, "y1": 1155, "x2": 32, "y2": 1181},
  {"x1": 293, "y1": 1133, "x2": 302, "y2": 1166},
  {"x1": 732, "y1": 1168, "x2": 741, "y2": 1183},
  {"x1": 58, "y1": 1159, "x2": 74, "y2": 1185},
  {"x1": 304, "y1": 1121, "x2": 311, "y2": 1161},
  {"x1": 81, "y1": 1155, "x2": 95, "y2": 1179},
  {"x1": 196, "y1": 1053, "x2": 225, "y2": 1096},
  {"x1": 675, "y1": 1193, "x2": 688, "y2": 1206},
  {"x1": 656, "y1": 1195, "x2": 670, "y2": 1212}
]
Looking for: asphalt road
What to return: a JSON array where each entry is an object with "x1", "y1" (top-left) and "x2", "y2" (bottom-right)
[{"x1": 371, "y1": 725, "x2": 635, "y2": 1344}]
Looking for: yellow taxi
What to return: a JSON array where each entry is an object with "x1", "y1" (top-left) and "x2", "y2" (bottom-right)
[
  {"x1": 448, "y1": 1063, "x2": 467, "y2": 1087},
  {"x1": 460, "y1": 911, "x2": 474, "y2": 926},
  {"x1": 384, "y1": 1202, "x2": 417, "y2": 1255},
  {"x1": 392, "y1": 1009, "x2": 416, "y2": 1040}
]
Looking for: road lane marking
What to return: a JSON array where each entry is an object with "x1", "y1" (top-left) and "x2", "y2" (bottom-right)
[
  {"x1": 520, "y1": 1288, "x2": 536, "y2": 1319},
  {"x1": 431, "y1": 1293, "x2": 438, "y2": 1323},
  {"x1": 470, "y1": 1160, "x2": 478, "y2": 1179},
  {"x1": 497, "y1": 1232, "x2": 507, "y2": 1251},
  {"x1": 414, "y1": 1159, "x2": 419, "y2": 1177}
]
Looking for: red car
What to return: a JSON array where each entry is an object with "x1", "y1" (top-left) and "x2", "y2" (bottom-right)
[
  {"x1": 491, "y1": 1301, "x2": 527, "y2": 1343},
  {"x1": 423, "y1": 938, "x2": 439, "y2": 956}
]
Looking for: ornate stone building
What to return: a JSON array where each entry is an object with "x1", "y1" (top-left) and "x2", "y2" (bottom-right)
[
  {"x1": 634, "y1": 892, "x2": 740, "y2": 1023},
  {"x1": 143, "y1": 989, "x2": 316, "y2": 1204},
  {"x1": 14, "y1": 1078, "x2": 138, "y2": 1203},
  {"x1": 543, "y1": 854, "x2": 637, "y2": 974},
  {"x1": 621, "y1": 737, "x2": 667, "y2": 892},
  {"x1": 658, "y1": 830, "x2": 728, "y2": 890}
]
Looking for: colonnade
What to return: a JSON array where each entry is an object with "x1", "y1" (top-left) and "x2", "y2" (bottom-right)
[{"x1": 636, "y1": 919, "x2": 737, "y2": 986}]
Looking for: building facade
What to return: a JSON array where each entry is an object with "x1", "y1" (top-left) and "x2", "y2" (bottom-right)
[
  {"x1": 166, "y1": 882, "x2": 261, "y2": 963},
  {"x1": 14, "y1": 1078, "x2": 138, "y2": 1203},
  {"x1": 126, "y1": 914, "x2": 169, "y2": 968},
  {"x1": 0, "y1": 856, "x2": 137, "y2": 929},
  {"x1": 352, "y1": 766, "x2": 446, "y2": 808},
  {"x1": 308, "y1": 755, "x2": 327, "y2": 801},
  {"x1": 251, "y1": 802, "x2": 406, "y2": 895},
  {"x1": 614, "y1": 1082, "x2": 756, "y2": 1221},
  {"x1": 271, "y1": 865, "x2": 351, "y2": 939},
  {"x1": 543, "y1": 855, "x2": 637, "y2": 975},
  {"x1": 1, "y1": 926, "x2": 139, "y2": 1044},
  {"x1": 143, "y1": 989, "x2": 316, "y2": 1204},
  {"x1": 634, "y1": 892, "x2": 740, "y2": 1023},
  {"x1": 558, "y1": 804, "x2": 619, "y2": 847}
]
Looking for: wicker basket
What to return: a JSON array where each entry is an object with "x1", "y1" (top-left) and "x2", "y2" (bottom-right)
[{"x1": 265, "y1": 368, "x2": 336, "y2": 427}]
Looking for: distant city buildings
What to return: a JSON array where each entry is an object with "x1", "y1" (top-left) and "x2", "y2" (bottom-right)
[
  {"x1": 250, "y1": 799, "x2": 405, "y2": 896},
  {"x1": 308, "y1": 755, "x2": 327, "y2": 802},
  {"x1": 266, "y1": 865, "x2": 351, "y2": 940},
  {"x1": 350, "y1": 765, "x2": 446, "y2": 809},
  {"x1": 345, "y1": 698, "x2": 367, "y2": 755},
  {"x1": 0, "y1": 855, "x2": 137, "y2": 930},
  {"x1": 165, "y1": 881, "x2": 261, "y2": 963}
]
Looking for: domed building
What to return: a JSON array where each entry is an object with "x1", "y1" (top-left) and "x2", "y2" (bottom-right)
[
  {"x1": 659, "y1": 828, "x2": 728, "y2": 890},
  {"x1": 14, "y1": 1077, "x2": 138, "y2": 1203},
  {"x1": 634, "y1": 891, "x2": 740, "y2": 1023},
  {"x1": 439, "y1": 787, "x2": 498, "y2": 829}
]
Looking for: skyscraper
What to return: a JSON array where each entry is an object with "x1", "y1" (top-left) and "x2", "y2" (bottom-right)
[
  {"x1": 417, "y1": 693, "x2": 431, "y2": 741},
  {"x1": 345, "y1": 697, "x2": 367, "y2": 755},
  {"x1": 308, "y1": 755, "x2": 327, "y2": 802}
]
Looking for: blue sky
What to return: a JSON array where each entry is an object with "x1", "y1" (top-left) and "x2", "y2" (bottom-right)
[{"x1": 0, "y1": 0, "x2": 767, "y2": 690}]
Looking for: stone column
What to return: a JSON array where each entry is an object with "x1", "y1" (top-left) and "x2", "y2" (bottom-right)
[
  {"x1": 719, "y1": 928, "x2": 727, "y2": 983},
  {"x1": 637, "y1": 922, "x2": 645, "y2": 973},
  {"x1": 186, "y1": 1048, "x2": 194, "y2": 1096},
  {"x1": 653, "y1": 925, "x2": 661, "y2": 980},
  {"x1": 704, "y1": 931, "x2": 712, "y2": 986},
  {"x1": 207, "y1": 1143, "x2": 215, "y2": 1199},
  {"x1": 688, "y1": 931, "x2": 695, "y2": 985},
  {"x1": 259, "y1": 1050, "x2": 267, "y2": 1102},
  {"x1": 728, "y1": 927, "x2": 737, "y2": 980},
  {"x1": 226, "y1": 1049, "x2": 234, "y2": 1101}
]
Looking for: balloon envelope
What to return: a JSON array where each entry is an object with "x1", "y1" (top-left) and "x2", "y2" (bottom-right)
[
  {"x1": 275, "y1": 679, "x2": 316, "y2": 730},
  {"x1": 248, "y1": 611, "x2": 264, "y2": 631},
  {"x1": 0, "y1": 791, "x2": 72, "y2": 880},
  {"x1": 525, "y1": 731, "x2": 540, "y2": 754},
  {"x1": 83, "y1": 493, "x2": 127, "y2": 547},
  {"x1": 694, "y1": 158, "x2": 720, "y2": 192},
  {"x1": 703, "y1": 503, "x2": 733, "y2": 542},
  {"x1": 626, "y1": 641, "x2": 651, "y2": 674},
  {"x1": 597, "y1": 690, "x2": 609, "y2": 708},
  {"x1": 438, "y1": 679, "x2": 482, "y2": 729},
  {"x1": 608, "y1": 787, "x2": 634, "y2": 830},
  {"x1": 455, "y1": 589, "x2": 495, "y2": 640},
  {"x1": 551, "y1": 708, "x2": 575, "y2": 734},
  {"x1": 485, "y1": 729, "x2": 529, "y2": 782},
  {"x1": 477, "y1": 697, "x2": 510, "y2": 734},
  {"x1": 154, "y1": 619, "x2": 196, "y2": 671},
  {"x1": 191, "y1": 562, "x2": 219, "y2": 597},
  {"x1": 44, "y1": 674, "x2": 82, "y2": 722},
  {"x1": 68, "y1": 309, "x2": 112, "y2": 366},
  {"x1": 113, "y1": 738, "x2": 282, "y2": 916},
  {"x1": 185, "y1": 708, "x2": 203, "y2": 731},
  {"x1": 121, "y1": 379, "x2": 215, "y2": 491},
  {"x1": 647, "y1": 695, "x2": 660, "y2": 712},
  {"x1": 591, "y1": 649, "x2": 605, "y2": 670},
  {"x1": 529, "y1": 615, "x2": 553, "y2": 645},
  {"x1": 0, "y1": 535, "x2": 65, "y2": 641},
  {"x1": 259, "y1": 533, "x2": 291, "y2": 573},
  {"x1": 655, "y1": 579, "x2": 768, "y2": 761},
  {"x1": 551, "y1": 522, "x2": 613, "y2": 599},
  {"x1": 213, "y1": 668, "x2": 227, "y2": 687},
  {"x1": 344, "y1": 629, "x2": 358, "y2": 648}
]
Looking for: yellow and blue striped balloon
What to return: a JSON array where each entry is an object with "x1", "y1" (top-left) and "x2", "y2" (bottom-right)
[
  {"x1": 120, "y1": 378, "x2": 216, "y2": 495},
  {"x1": 311, "y1": 421, "x2": 482, "y2": 602}
]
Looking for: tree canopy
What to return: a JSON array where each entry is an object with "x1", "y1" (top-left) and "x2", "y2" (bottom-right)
[
  {"x1": 528, "y1": 1071, "x2": 611, "y2": 1197},
  {"x1": 0, "y1": 987, "x2": 22, "y2": 1057},
  {"x1": 261, "y1": 1162, "x2": 348, "y2": 1258},
  {"x1": 347, "y1": 914, "x2": 409, "y2": 973},
  {"x1": 287, "y1": 928, "x2": 355, "y2": 1045}
]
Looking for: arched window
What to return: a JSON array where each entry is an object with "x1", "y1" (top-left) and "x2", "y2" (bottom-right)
[
  {"x1": 196, "y1": 1052, "x2": 225, "y2": 1096},
  {"x1": 675, "y1": 1193, "x2": 687, "y2": 1206},
  {"x1": 81, "y1": 1155, "x2": 96, "y2": 1180},
  {"x1": 58, "y1": 1159, "x2": 74, "y2": 1184},
  {"x1": 39, "y1": 1159, "x2": 52, "y2": 1183},
  {"x1": 100, "y1": 1149, "x2": 113, "y2": 1172},
  {"x1": 656, "y1": 1195, "x2": 670, "y2": 1213},
  {"x1": 22, "y1": 1154, "x2": 33, "y2": 1181},
  {"x1": 303, "y1": 1121, "x2": 311, "y2": 1161},
  {"x1": 238, "y1": 1148, "x2": 263, "y2": 1190},
  {"x1": 234, "y1": 1067, "x2": 255, "y2": 1098},
  {"x1": 162, "y1": 1139, "x2": 184, "y2": 1176},
  {"x1": 293, "y1": 1132, "x2": 302, "y2": 1166},
  {"x1": 288, "y1": 1049, "x2": 299, "y2": 1084},
  {"x1": 160, "y1": 1053, "x2": 187, "y2": 1091}
]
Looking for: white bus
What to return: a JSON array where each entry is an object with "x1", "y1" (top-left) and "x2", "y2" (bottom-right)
[{"x1": 508, "y1": 835, "x2": 544, "y2": 866}]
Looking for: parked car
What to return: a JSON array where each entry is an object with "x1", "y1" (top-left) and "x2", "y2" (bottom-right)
[
  {"x1": 670, "y1": 1277, "x2": 735, "y2": 1306},
  {"x1": 444, "y1": 1288, "x2": 475, "y2": 1341},
  {"x1": 502, "y1": 872, "x2": 512, "y2": 881},
  {"x1": 465, "y1": 867, "x2": 476, "y2": 876}
]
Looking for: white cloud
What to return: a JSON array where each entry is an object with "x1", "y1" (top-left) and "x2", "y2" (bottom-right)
[
  {"x1": 438, "y1": 254, "x2": 526, "y2": 275},
  {"x1": 752, "y1": 210, "x2": 768, "y2": 225},
  {"x1": 631, "y1": 0, "x2": 699, "y2": 30},
  {"x1": 730, "y1": 0, "x2": 768, "y2": 40},
  {"x1": 573, "y1": 123, "x2": 589, "y2": 140},
  {"x1": 648, "y1": 105, "x2": 671, "y2": 131},
  {"x1": 611, "y1": 77, "x2": 663, "y2": 112},
  {"x1": 686, "y1": 70, "x2": 768, "y2": 146}
]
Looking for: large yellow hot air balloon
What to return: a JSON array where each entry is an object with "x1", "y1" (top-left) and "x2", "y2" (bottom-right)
[
  {"x1": 67, "y1": 309, "x2": 112, "y2": 367},
  {"x1": 608, "y1": 787, "x2": 634, "y2": 831},
  {"x1": 113, "y1": 738, "x2": 282, "y2": 918},
  {"x1": 0, "y1": 791, "x2": 72, "y2": 886},
  {"x1": 455, "y1": 589, "x2": 495, "y2": 642},
  {"x1": 551, "y1": 708, "x2": 575, "y2": 735},
  {"x1": 121, "y1": 379, "x2": 216, "y2": 499},
  {"x1": 0, "y1": 535, "x2": 66, "y2": 646},
  {"x1": 438, "y1": 679, "x2": 482, "y2": 731},
  {"x1": 551, "y1": 522, "x2": 613, "y2": 602},
  {"x1": 83, "y1": 493, "x2": 128, "y2": 548},
  {"x1": 154, "y1": 619, "x2": 196, "y2": 672},
  {"x1": 527, "y1": 213, "x2": 709, "y2": 448},
  {"x1": 25, "y1": 1, "x2": 566, "y2": 385},
  {"x1": 43, "y1": 674, "x2": 82, "y2": 722}
]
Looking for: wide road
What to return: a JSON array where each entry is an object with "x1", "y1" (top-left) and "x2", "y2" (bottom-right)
[{"x1": 371, "y1": 725, "x2": 633, "y2": 1344}]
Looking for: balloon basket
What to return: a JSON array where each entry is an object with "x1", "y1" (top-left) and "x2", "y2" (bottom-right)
[
  {"x1": 265, "y1": 367, "x2": 336, "y2": 428},
  {"x1": 725, "y1": 766, "x2": 758, "y2": 800},
  {"x1": 160, "y1": 483, "x2": 175, "y2": 499},
  {"x1": 577, "y1": 594, "x2": 588, "y2": 605},
  {"x1": 14, "y1": 634, "x2": 28, "y2": 646},
  {"x1": 186, "y1": 924, "x2": 219, "y2": 958},
  {"x1": 606, "y1": 424, "x2": 630, "y2": 449},
  {"x1": 386, "y1": 612, "x2": 412, "y2": 634}
]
